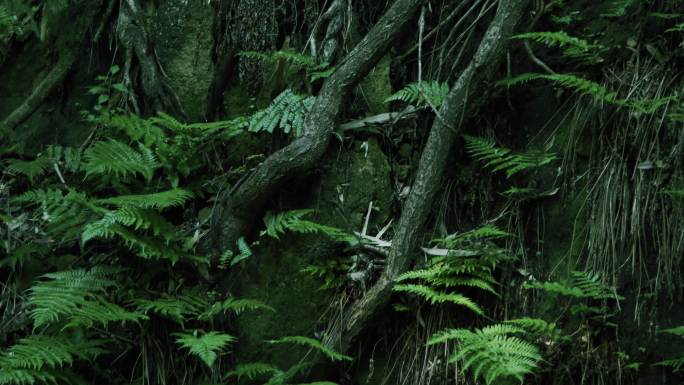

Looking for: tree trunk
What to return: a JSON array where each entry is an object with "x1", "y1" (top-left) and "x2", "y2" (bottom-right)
[
  {"x1": 211, "y1": 0, "x2": 427, "y2": 254},
  {"x1": 329, "y1": 0, "x2": 532, "y2": 352}
]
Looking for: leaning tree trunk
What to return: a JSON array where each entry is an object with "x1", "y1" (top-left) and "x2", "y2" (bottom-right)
[
  {"x1": 328, "y1": 0, "x2": 532, "y2": 352},
  {"x1": 210, "y1": 0, "x2": 427, "y2": 253}
]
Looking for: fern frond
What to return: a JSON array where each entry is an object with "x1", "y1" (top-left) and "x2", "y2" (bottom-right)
[
  {"x1": 28, "y1": 266, "x2": 144, "y2": 328},
  {"x1": 262, "y1": 209, "x2": 355, "y2": 243},
  {"x1": 5, "y1": 157, "x2": 52, "y2": 182},
  {"x1": 84, "y1": 139, "x2": 159, "y2": 181},
  {"x1": 133, "y1": 293, "x2": 210, "y2": 324},
  {"x1": 268, "y1": 336, "x2": 352, "y2": 362},
  {"x1": 512, "y1": 31, "x2": 603, "y2": 63},
  {"x1": 385, "y1": 81, "x2": 450, "y2": 108},
  {"x1": 661, "y1": 326, "x2": 684, "y2": 336},
  {"x1": 173, "y1": 330, "x2": 235, "y2": 368},
  {"x1": 246, "y1": 89, "x2": 314, "y2": 136},
  {"x1": 46, "y1": 145, "x2": 84, "y2": 173},
  {"x1": 200, "y1": 297, "x2": 274, "y2": 319},
  {"x1": 505, "y1": 317, "x2": 558, "y2": 336},
  {"x1": 95, "y1": 188, "x2": 194, "y2": 209},
  {"x1": 463, "y1": 135, "x2": 557, "y2": 178},
  {"x1": 498, "y1": 73, "x2": 618, "y2": 103},
  {"x1": 0, "y1": 336, "x2": 107, "y2": 371},
  {"x1": 429, "y1": 324, "x2": 542, "y2": 385},
  {"x1": 225, "y1": 363, "x2": 280, "y2": 380},
  {"x1": 393, "y1": 284, "x2": 483, "y2": 315}
]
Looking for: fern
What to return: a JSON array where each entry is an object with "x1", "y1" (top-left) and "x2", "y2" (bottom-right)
[
  {"x1": 45, "y1": 145, "x2": 84, "y2": 173},
  {"x1": 262, "y1": 209, "x2": 355, "y2": 243},
  {"x1": 4, "y1": 157, "x2": 52, "y2": 182},
  {"x1": 199, "y1": 297, "x2": 274, "y2": 319},
  {"x1": 523, "y1": 270, "x2": 623, "y2": 300},
  {"x1": 173, "y1": 330, "x2": 235, "y2": 368},
  {"x1": 95, "y1": 188, "x2": 194, "y2": 209},
  {"x1": 393, "y1": 284, "x2": 484, "y2": 314},
  {"x1": 498, "y1": 73, "x2": 618, "y2": 104},
  {"x1": 239, "y1": 50, "x2": 334, "y2": 82},
  {"x1": 84, "y1": 139, "x2": 159, "y2": 181},
  {"x1": 666, "y1": 22, "x2": 684, "y2": 33},
  {"x1": 225, "y1": 362, "x2": 280, "y2": 380},
  {"x1": 28, "y1": 266, "x2": 144, "y2": 328},
  {"x1": 463, "y1": 135, "x2": 557, "y2": 178},
  {"x1": 600, "y1": 0, "x2": 637, "y2": 17},
  {"x1": 0, "y1": 335, "x2": 107, "y2": 385},
  {"x1": 385, "y1": 81, "x2": 450, "y2": 108},
  {"x1": 655, "y1": 326, "x2": 684, "y2": 371},
  {"x1": 133, "y1": 293, "x2": 211, "y2": 324},
  {"x1": 246, "y1": 89, "x2": 314, "y2": 136},
  {"x1": 14, "y1": 188, "x2": 100, "y2": 242},
  {"x1": 505, "y1": 317, "x2": 558, "y2": 337},
  {"x1": 428, "y1": 324, "x2": 542, "y2": 385},
  {"x1": 512, "y1": 31, "x2": 603, "y2": 63},
  {"x1": 268, "y1": 336, "x2": 352, "y2": 362}
]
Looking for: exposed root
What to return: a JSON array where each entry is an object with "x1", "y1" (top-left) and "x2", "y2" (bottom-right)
[
  {"x1": 116, "y1": 0, "x2": 184, "y2": 116},
  {"x1": 210, "y1": 0, "x2": 428, "y2": 254},
  {"x1": 1, "y1": 52, "x2": 76, "y2": 135},
  {"x1": 327, "y1": 0, "x2": 532, "y2": 352}
]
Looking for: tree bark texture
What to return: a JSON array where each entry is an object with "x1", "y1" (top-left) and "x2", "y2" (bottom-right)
[
  {"x1": 212, "y1": 0, "x2": 427, "y2": 253},
  {"x1": 330, "y1": 0, "x2": 532, "y2": 352}
]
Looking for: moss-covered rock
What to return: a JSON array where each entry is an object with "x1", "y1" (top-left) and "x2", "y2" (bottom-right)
[{"x1": 152, "y1": 1, "x2": 214, "y2": 120}]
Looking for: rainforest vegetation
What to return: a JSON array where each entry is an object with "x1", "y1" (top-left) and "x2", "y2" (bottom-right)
[{"x1": 1, "y1": 0, "x2": 684, "y2": 384}]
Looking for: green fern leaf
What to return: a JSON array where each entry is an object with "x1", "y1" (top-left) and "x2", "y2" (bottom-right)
[
  {"x1": 84, "y1": 139, "x2": 159, "y2": 181},
  {"x1": 225, "y1": 362, "x2": 280, "y2": 380},
  {"x1": 95, "y1": 188, "x2": 194, "y2": 209},
  {"x1": 5, "y1": 157, "x2": 52, "y2": 182},
  {"x1": 385, "y1": 81, "x2": 450, "y2": 108},
  {"x1": 393, "y1": 284, "x2": 483, "y2": 315},
  {"x1": 173, "y1": 330, "x2": 235, "y2": 368},
  {"x1": 268, "y1": 336, "x2": 352, "y2": 362}
]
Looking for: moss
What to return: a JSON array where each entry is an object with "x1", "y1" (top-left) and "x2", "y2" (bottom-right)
[
  {"x1": 317, "y1": 138, "x2": 393, "y2": 231},
  {"x1": 358, "y1": 55, "x2": 392, "y2": 114},
  {"x1": 152, "y1": 1, "x2": 215, "y2": 120},
  {"x1": 230, "y1": 138, "x2": 394, "y2": 368}
]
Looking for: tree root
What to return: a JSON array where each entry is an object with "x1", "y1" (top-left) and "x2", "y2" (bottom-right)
[
  {"x1": 210, "y1": 0, "x2": 427, "y2": 254},
  {"x1": 325, "y1": 0, "x2": 533, "y2": 353},
  {"x1": 116, "y1": 0, "x2": 183, "y2": 116},
  {"x1": 1, "y1": 52, "x2": 76, "y2": 136}
]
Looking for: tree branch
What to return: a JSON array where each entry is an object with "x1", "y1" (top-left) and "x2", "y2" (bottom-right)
[
  {"x1": 327, "y1": 0, "x2": 532, "y2": 352},
  {"x1": 210, "y1": 0, "x2": 427, "y2": 254}
]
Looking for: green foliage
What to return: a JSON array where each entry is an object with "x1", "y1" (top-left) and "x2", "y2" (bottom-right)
[
  {"x1": 84, "y1": 139, "x2": 159, "y2": 181},
  {"x1": 394, "y1": 225, "x2": 514, "y2": 316},
  {"x1": 245, "y1": 89, "x2": 314, "y2": 136},
  {"x1": 268, "y1": 336, "x2": 352, "y2": 362},
  {"x1": 173, "y1": 330, "x2": 235, "y2": 367},
  {"x1": 523, "y1": 270, "x2": 623, "y2": 301},
  {"x1": 512, "y1": 31, "x2": 603, "y2": 63},
  {"x1": 262, "y1": 209, "x2": 356, "y2": 243},
  {"x1": 4, "y1": 157, "x2": 52, "y2": 182},
  {"x1": 385, "y1": 81, "x2": 450, "y2": 108},
  {"x1": 655, "y1": 326, "x2": 684, "y2": 371},
  {"x1": 225, "y1": 362, "x2": 280, "y2": 380},
  {"x1": 428, "y1": 324, "x2": 542, "y2": 385},
  {"x1": 393, "y1": 284, "x2": 484, "y2": 314},
  {"x1": 499, "y1": 73, "x2": 619, "y2": 104},
  {"x1": 0, "y1": 336, "x2": 106, "y2": 385},
  {"x1": 28, "y1": 266, "x2": 145, "y2": 329},
  {"x1": 463, "y1": 135, "x2": 557, "y2": 178},
  {"x1": 95, "y1": 188, "x2": 194, "y2": 209},
  {"x1": 239, "y1": 50, "x2": 334, "y2": 82}
]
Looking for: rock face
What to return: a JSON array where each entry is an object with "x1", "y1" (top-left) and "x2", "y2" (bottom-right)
[
  {"x1": 231, "y1": 139, "x2": 394, "y2": 368},
  {"x1": 153, "y1": 1, "x2": 215, "y2": 120}
]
